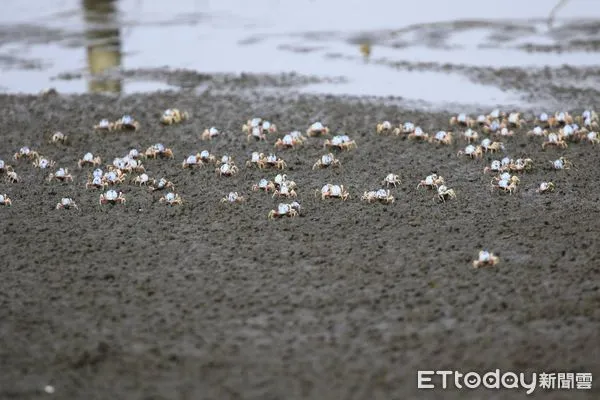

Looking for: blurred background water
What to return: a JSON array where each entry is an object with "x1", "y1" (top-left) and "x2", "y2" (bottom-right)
[{"x1": 1, "y1": 0, "x2": 599, "y2": 107}]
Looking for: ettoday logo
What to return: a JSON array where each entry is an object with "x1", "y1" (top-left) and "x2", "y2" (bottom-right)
[{"x1": 418, "y1": 370, "x2": 537, "y2": 394}]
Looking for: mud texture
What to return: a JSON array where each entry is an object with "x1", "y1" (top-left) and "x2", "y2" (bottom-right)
[{"x1": 1, "y1": 91, "x2": 599, "y2": 400}]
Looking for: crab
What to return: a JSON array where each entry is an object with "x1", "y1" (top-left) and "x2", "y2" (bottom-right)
[
  {"x1": 124, "y1": 158, "x2": 145, "y2": 173},
  {"x1": 78, "y1": 152, "x2": 102, "y2": 168},
  {"x1": 449, "y1": 113, "x2": 475, "y2": 128},
  {"x1": 272, "y1": 183, "x2": 297, "y2": 199},
  {"x1": 47, "y1": 168, "x2": 73, "y2": 182},
  {"x1": 0, "y1": 160, "x2": 12, "y2": 174},
  {"x1": 33, "y1": 158, "x2": 55, "y2": 169},
  {"x1": 457, "y1": 144, "x2": 483, "y2": 159},
  {"x1": 482, "y1": 120, "x2": 501, "y2": 134},
  {"x1": 252, "y1": 178, "x2": 276, "y2": 192},
  {"x1": 317, "y1": 184, "x2": 349, "y2": 201},
  {"x1": 144, "y1": 143, "x2": 174, "y2": 159},
  {"x1": 536, "y1": 182, "x2": 555, "y2": 193},
  {"x1": 542, "y1": 133, "x2": 568, "y2": 149},
  {"x1": 559, "y1": 124, "x2": 578, "y2": 141},
  {"x1": 582, "y1": 131, "x2": 599, "y2": 145},
  {"x1": 159, "y1": 192, "x2": 183, "y2": 206},
  {"x1": 219, "y1": 154, "x2": 235, "y2": 165},
  {"x1": 290, "y1": 130, "x2": 307, "y2": 142},
  {"x1": 160, "y1": 108, "x2": 188, "y2": 125},
  {"x1": 216, "y1": 162, "x2": 239, "y2": 177},
  {"x1": 242, "y1": 118, "x2": 277, "y2": 135},
  {"x1": 274, "y1": 174, "x2": 297, "y2": 190},
  {"x1": 264, "y1": 154, "x2": 287, "y2": 170},
  {"x1": 198, "y1": 150, "x2": 217, "y2": 164},
  {"x1": 507, "y1": 158, "x2": 533, "y2": 173},
  {"x1": 417, "y1": 174, "x2": 444, "y2": 189},
  {"x1": 550, "y1": 157, "x2": 572, "y2": 170},
  {"x1": 245, "y1": 152, "x2": 267, "y2": 168},
  {"x1": 182, "y1": 154, "x2": 202, "y2": 169},
  {"x1": 551, "y1": 111, "x2": 573, "y2": 127},
  {"x1": 0, "y1": 194, "x2": 12, "y2": 206},
  {"x1": 401, "y1": 122, "x2": 416, "y2": 134},
  {"x1": 527, "y1": 126, "x2": 547, "y2": 136},
  {"x1": 103, "y1": 170, "x2": 126, "y2": 185},
  {"x1": 149, "y1": 177, "x2": 175, "y2": 191},
  {"x1": 274, "y1": 133, "x2": 303, "y2": 149},
  {"x1": 408, "y1": 127, "x2": 429, "y2": 141},
  {"x1": 127, "y1": 149, "x2": 142, "y2": 160},
  {"x1": 50, "y1": 131, "x2": 67, "y2": 144},
  {"x1": 92, "y1": 168, "x2": 103, "y2": 178},
  {"x1": 312, "y1": 153, "x2": 341, "y2": 170},
  {"x1": 13, "y1": 146, "x2": 40, "y2": 161},
  {"x1": 56, "y1": 197, "x2": 79, "y2": 210},
  {"x1": 535, "y1": 112, "x2": 550, "y2": 128},
  {"x1": 575, "y1": 110, "x2": 599, "y2": 127},
  {"x1": 94, "y1": 118, "x2": 115, "y2": 131},
  {"x1": 248, "y1": 126, "x2": 267, "y2": 142},
  {"x1": 99, "y1": 190, "x2": 126, "y2": 205},
  {"x1": 221, "y1": 192, "x2": 245, "y2": 203},
  {"x1": 361, "y1": 189, "x2": 394, "y2": 204},
  {"x1": 86, "y1": 175, "x2": 108, "y2": 190},
  {"x1": 6, "y1": 170, "x2": 20, "y2": 183},
  {"x1": 114, "y1": 115, "x2": 140, "y2": 131},
  {"x1": 376, "y1": 121, "x2": 394, "y2": 134},
  {"x1": 436, "y1": 185, "x2": 456, "y2": 203},
  {"x1": 429, "y1": 130, "x2": 452, "y2": 145},
  {"x1": 201, "y1": 126, "x2": 220, "y2": 141},
  {"x1": 472, "y1": 250, "x2": 500, "y2": 268},
  {"x1": 306, "y1": 122, "x2": 329, "y2": 137},
  {"x1": 131, "y1": 173, "x2": 153, "y2": 186},
  {"x1": 480, "y1": 138, "x2": 504, "y2": 153},
  {"x1": 490, "y1": 175, "x2": 519, "y2": 195},
  {"x1": 504, "y1": 112, "x2": 525, "y2": 128},
  {"x1": 462, "y1": 128, "x2": 479, "y2": 143},
  {"x1": 323, "y1": 135, "x2": 357, "y2": 151},
  {"x1": 382, "y1": 173, "x2": 401, "y2": 188},
  {"x1": 268, "y1": 202, "x2": 301, "y2": 219},
  {"x1": 497, "y1": 127, "x2": 514, "y2": 137}
]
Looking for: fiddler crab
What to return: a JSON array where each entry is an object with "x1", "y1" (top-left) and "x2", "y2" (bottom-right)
[
  {"x1": 401, "y1": 122, "x2": 417, "y2": 134},
  {"x1": 408, "y1": 127, "x2": 429, "y2": 141},
  {"x1": 430, "y1": 131, "x2": 453, "y2": 145},
  {"x1": 323, "y1": 135, "x2": 357, "y2": 151},
  {"x1": 221, "y1": 192, "x2": 244, "y2": 203},
  {"x1": 216, "y1": 162, "x2": 239, "y2": 177},
  {"x1": 503, "y1": 112, "x2": 525, "y2": 129},
  {"x1": 436, "y1": 185, "x2": 456, "y2": 203},
  {"x1": 6, "y1": 170, "x2": 20, "y2": 183},
  {"x1": 536, "y1": 182, "x2": 555, "y2": 194},
  {"x1": 94, "y1": 118, "x2": 115, "y2": 131},
  {"x1": 182, "y1": 154, "x2": 203, "y2": 169},
  {"x1": 306, "y1": 122, "x2": 329, "y2": 137},
  {"x1": 109, "y1": 157, "x2": 145, "y2": 174},
  {"x1": 506, "y1": 158, "x2": 533, "y2": 173},
  {"x1": 527, "y1": 126, "x2": 547, "y2": 136},
  {"x1": 47, "y1": 168, "x2": 73, "y2": 182},
  {"x1": 542, "y1": 133, "x2": 568, "y2": 149},
  {"x1": 551, "y1": 111, "x2": 573, "y2": 127},
  {"x1": 483, "y1": 160, "x2": 504, "y2": 174},
  {"x1": 159, "y1": 192, "x2": 183, "y2": 206},
  {"x1": 144, "y1": 143, "x2": 174, "y2": 159},
  {"x1": 33, "y1": 158, "x2": 55, "y2": 169},
  {"x1": 312, "y1": 153, "x2": 341, "y2": 170},
  {"x1": 274, "y1": 132, "x2": 305, "y2": 149},
  {"x1": 246, "y1": 152, "x2": 267, "y2": 168},
  {"x1": 114, "y1": 115, "x2": 140, "y2": 131},
  {"x1": 103, "y1": 170, "x2": 126, "y2": 185},
  {"x1": 376, "y1": 121, "x2": 394, "y2": 134},
  {"x1": 160, "y1": 108, "x2": 188, "y2": 125},
  {"x1": 149, "y1": 177, "x2": 175, "y2": 191},
  {"x1": 361, "y1": 189, "x2": 394, "y2": 204},
  {"x1": 0, "y1": 159, "x2": 11, "y2": 174},
  {"x1": 480, "y1": 138, "x2": 504, "y2": 153},
  {"x1": 490, "y1": 173, "x2": 520, "y2": 195},
  {"x1": 79, "y1": 152, "x2": 102, "y2": 168},
  {"x1": 198, "y1": 150, "x2": 217, "y2": 164},
  {"x1": 482, "y1": 120, "x2": 501, "y2": 134},
  {"x1": 268, "y1": 202, "x2": 301, "y2": 219},
  {"x1": 0, "y1": 194, "x2": 12, "y2": 206},
  {"x1": 242, "y1": 118, "x2": 277, "y2": 135},
  {"x1": 382, "y1": 173, "x2": 401, "y2": 188},
  {"x1": 274, "y1": 174, "x2": 297, "y2": 190},
  {"x1": 99, "y1": 190, "x2": 126, "y2": 205},
  {"x1": 449, "y1": 113, "x2": 476, "y2": 128},
  {"x1": 457, "y1": 144, "x2": 483, "y2": 159},
  {"x1": 201, "y1": 127, "x2": 220, "y2": 141},
  {"x1": 472, "y1": 250, "x2": 499, "y2": 268},
  {"x1": 13, "y1": 146, "x2": 40, "y2": 161},
  {"x1": 252, "y1": 178, "x2": 276, "y2": 192},
  {"x1": 272, "y1": 183, "x2": 297, "y2": 199},
  {"x1": 582, "y1": 131, "x2": 599, "y2": 145},
  {"x1": 86, "y1": 175, "x2": 108, "y2": 190},
  {"x1": 50, "y1": 131, "x2": 67, "y2": 144},
  {"x1": 248, "y1": 126, "x2": 267, "y2": 142},
  {"x1": 497, "y1": 127, "x2": 514, "y2": 137},
  {"x1": 317, "y1": 184, "x2": 349, "y2": 201},
  {"x1": 264, "y1": 154, "x2": 287, "y2": 170},
  {"x1": 550, "y1": 157, "x2": 572, "y2": 170},
  {"x1": 131, "y1": 173, "x2": 154, "y2": 186},
  {"x1": 461, "y1": 128, "x2": 479, "y2": 143},
  {"x1": 575, "y1": 110, "x2": 599, "y2": 130},
  {"x1": 56, "y1": 197, "x2": 78, "y2": 210},
  {"x1": 417, "y1": 174, "x2": 444, "y2": 189},
  {"x1": 127, "y1": 149, "x2": 142, "y2": 160}
]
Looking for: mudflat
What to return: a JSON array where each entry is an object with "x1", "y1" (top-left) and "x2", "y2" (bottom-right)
[{"x1": 1, "y1": 90, "x2": 599, "y2": 399}]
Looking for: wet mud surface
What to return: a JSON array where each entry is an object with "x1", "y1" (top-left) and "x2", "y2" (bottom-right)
[{"x1": 1, "y1": 91, "x2": 599, "y2": 399}]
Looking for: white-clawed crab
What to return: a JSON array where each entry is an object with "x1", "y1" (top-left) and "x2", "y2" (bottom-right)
[
  {"x1": 527, "y1": 126, "x2": 547, "y2": 137},
  {"x1": 535, "y1": 112, "x2": 550, "y2": 128},
  {"x1": 160, "y1": 108, "x2": 188, "y2": 125},
  {"x1": 94, "y1": 118, "x2": 115, "y2": 131},
  {"x1": 252, "y1": 178, "x2": 276, "y2": 192},
  {"x1": 86, "y1": 175, "x2": 108, "y2": 190},
  {"x1": 382, "y1": 173, "x2": 401, "y2": 188},
  {"x1": 159, "y1": 192, "x2": 183, "y2": 206},
  {"x1": 131, "y1": 173, "x2": 154, "y2": 186},
  {"x1": 56, "y1": 197, "x2": 79, "y2": 210},
  {"x1": 99, "y1": 190, "x2": 126, "y2": 205},
  {"x1": 436, "y1": 185, "x2": 456, "y2": 203},
  {"x1": 550, "y1": 157, "x2": 573, "y2": 170},
  {"x1": 376, "y1": 121, "x2": 394, "y2": 134},
  {"x1": 273, "y1": 174, "x2": 297, "y2": 190},
  {"x1": 575, "y1": 110, "x2": 599, "y2": 128},
  {"x1": 127, "y1": 149, "x2": 142, "y2": 160},
  {"x1": 361, "y1": 189, "x2": 394, "y2": 204},
  {"x1": 430, "y1": 130, "x2": 453, "y2": 145},
  {"x1": 242, "y1": 118, "x2": 277, "y2": 135},
  {"x1": 317, "y1": 184, "x2": 349, "y2": 201},
  {"x1": 536, "y1": 182, "x2": 555, "y2": 193},
  {"x1": 457, "y1": 144, "x2": 483, "y2": 159},
  {"x1": 50, "y1": 131, "x2": 67, "y2": 144},
  {"x1": 0, "y1": 194, "x2": 12, "y2": 206},
  {"x1": 201, "y1": 127, "x2": 220, "y2": 141},
  {"x1": 122, "y1": 158, "x2": 146, "y2": 173},
  {"x1": 33, "y1": 157, "x2": 55, "y2": 169},
  {"x1": 497, "y1": 127, "x2": 514, "y2": 137},
  {"x1": 306, "y1": 122, "x2": 329, "y2": 137},
  {"x1": 47, "y1": 168, "x2": 73, "y2": 182},
  {"x1": 461, "y1": 128, "x2": 479, "y2": 143},
  {"x1": 542, "y1": 133, "x2": 568, "y2": 149},
  {"x1": 268, "y1": 202, "x2": 301, "y2": 219},
  {"x1": 114, "y1": 115, "x2": 140, "y2": 131},
  {"x1": 482, "y1": 119, "x2": 501, "y2": 134},
  {"x1": 472, "y1": 250, "x2": 500, "y2": 268},
  {"x1": 550, "y1": 111, "x2": 573, "y2": 127},
  {"x1": 417, "y1": 174, "x2": 444, "y2": 189},
  {"x1": 103, "y1": 170, "x2": 126, "y2": 185},
  {"x1": 198, "y1": 150, "x2": 217, "y2": 164},
  {"x1": 483, "y1": 160, "x2": 502, "y2": 174},
  {"x1": 582, "y1": 131, "x2": 599, "y2": 145},
  {"x1": 0, "y1": 159, "x2": 10, "y2": 174},
  {"x1": 247, "y1": 126, "x2": 267, "y2": 142},
  {"x1": 78, "y1": 152, "x2": 102, "y2": 168},
  {"x1": 401, "y1": 122, "x2": 416, "y2": 134},
  {"x1": 264, "y1": 154, "x2": 287, "y2": 170},
  {"x1": 449, "y1": 113, "x2": 475, "y2": 128},
  {"x1": 480, "y1": 138, "x2": 504, "y2": 153},
  {"x1": 408, "y1": 127, "x2": 430, "y2": 141},
  {"x1": 149, "y1": 177, "x2": 175, "y2": 191},
  {"x1": 245, "y1": 152, "x2": 267, "y2": 168},
  {"x1": 503, "y1": 112, "x2": 525, "y2": 128},
  {"x1": 144, "y1": 143, "x2": 174, "y2": 159},
  {"x1": 221, "y1": 192, "x2": 244, "y2": 203},
  {"x1": 272, "y1": 183, "x2": 297, "y2": 199},
  {"x1": 559, "y1": 124, "x2": 577, "y2": 141},
  {"x1": 490, "y1": 174, "x2": 520, "y2": 195},
  {"x1": 13, "y1": 146, "x2": 40, "y2": 161},
  {"x1": 323, "y1": 135, "x2": 357, "y2": 151},
  {"x1": 312, "y1": 153, "x2": 341, "y2": 170},
  {"x1": 182, "y1": 154, "x2": 202, "y2": 169},
  {"x1": 507, "y1": 158, "x2": 533, "y2": 173},
  {"x1": 274, "y1": 133, "x2": 303, "y2": 149},
  {"x1": 216, "y1": 162, "x2": 239, "y2": 177}
]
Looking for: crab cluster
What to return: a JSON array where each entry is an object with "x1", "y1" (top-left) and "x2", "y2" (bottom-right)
[{"x1": 94, "y1": 115, "x2": 140, "y2": 132}]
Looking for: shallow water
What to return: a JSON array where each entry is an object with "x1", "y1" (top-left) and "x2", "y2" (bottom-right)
[{"x1": 1, "y1": 0, "x2": 599, "y2": 107}]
